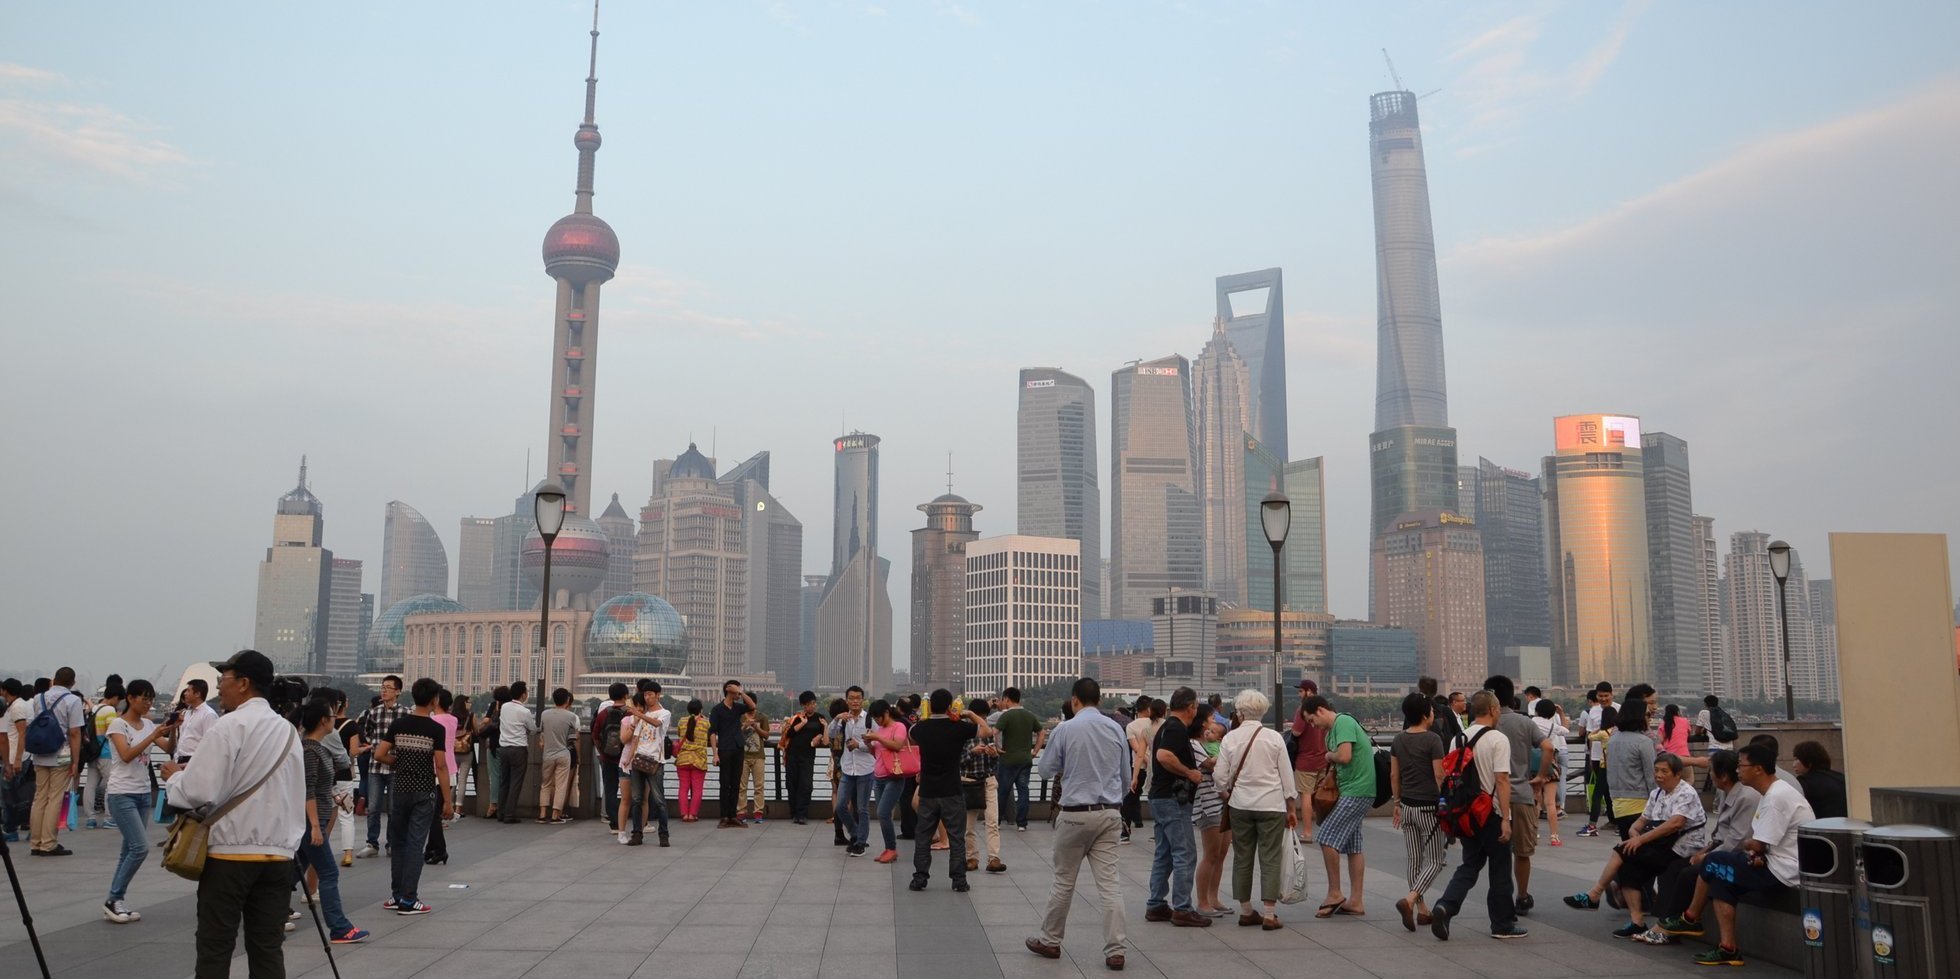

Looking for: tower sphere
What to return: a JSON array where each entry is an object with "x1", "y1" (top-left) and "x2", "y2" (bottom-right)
[
  {"x1": 574, "y1": 128, "x2": 602, "y2": 152},
  {"x1": 542, "y1": 212, "x2": 619, "y2": 284},
  {"x1": 519, "y1": 512, "x2": 611, "y2": 599}
]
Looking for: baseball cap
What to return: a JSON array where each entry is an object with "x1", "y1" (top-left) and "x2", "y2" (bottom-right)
[
  {"x1": 1296, "y1": 679, "x2": 1318, "y2": 694},
  {"x1": 210, "y1": 649, "x2": 276, "y2": 690}
]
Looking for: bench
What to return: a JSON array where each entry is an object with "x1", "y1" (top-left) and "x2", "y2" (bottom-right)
[{"x1": 1690, "y1": 885, "x2": 1804, "y2": 971}]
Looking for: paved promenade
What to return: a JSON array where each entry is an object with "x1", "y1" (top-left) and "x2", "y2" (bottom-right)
[{"x1": 0, "y1": 813, "x2": 1797, "y2": 979}]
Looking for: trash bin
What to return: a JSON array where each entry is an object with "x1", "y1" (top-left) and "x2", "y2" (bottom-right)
[
  {"x1": 1860, "y1": 824, "x2": 1960, "y2": 979},
  {"x1": 1800, "y1": 817, "x2": 1874, "y2": 979}
]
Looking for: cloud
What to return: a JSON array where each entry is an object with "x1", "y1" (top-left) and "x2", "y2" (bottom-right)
[
  {"x1": 603, "y1": 266, "x2": 829, "y2": 342},
  {"x1": 0, "y1": 64, "x2": 190, "y2": 180},
  {"x1": 1441, "y1": 2, "x2": 1646, "y2": 149},
  {"x1": 934, "y1": 1, "x2": 979, "y2": 26}
]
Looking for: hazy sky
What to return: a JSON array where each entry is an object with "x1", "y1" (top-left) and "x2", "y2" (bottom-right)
[{"x1": 4, "y1": 1, "x2": 1956, "y2": 687}]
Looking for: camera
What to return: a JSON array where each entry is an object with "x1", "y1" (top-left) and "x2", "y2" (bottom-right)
[{"x1": 268, "y1": 676, "x2": 311, "y2": 718}]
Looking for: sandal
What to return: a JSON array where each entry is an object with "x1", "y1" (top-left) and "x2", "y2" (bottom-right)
[
  {"x1": 1549, "y1": 835, "x2": 1562, "y2": 846},
  {"x1": 1563, "y1": 892, "x2": 1601, "y2": 910},
  {"x1": 1314, "y1": 901, "x2": 1343, "y2": 919},
  {"x1": 1335, "y1": 905, "x2": 1365, "y2": 916}
]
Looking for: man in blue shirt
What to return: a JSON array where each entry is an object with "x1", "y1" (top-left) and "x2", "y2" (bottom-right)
[{"x1": 1026, "y1": 678, "x2": 1129, "y2": 971}]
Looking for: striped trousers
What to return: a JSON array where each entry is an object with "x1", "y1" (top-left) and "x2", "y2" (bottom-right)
[{"x1": 1399, "y1": 803, "x2": 1447, "y2": 897}]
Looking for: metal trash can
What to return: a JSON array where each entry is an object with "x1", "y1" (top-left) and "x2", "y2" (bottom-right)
[
  {"x1": 1799, "y1": 817, "x2": 1873, "y2": 979},
  {"x1": 1860, "y1": 824, "x2": 1960, "y2": 978}
]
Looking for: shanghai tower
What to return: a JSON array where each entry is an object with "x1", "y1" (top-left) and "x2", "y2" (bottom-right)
[{"x1": 1367, "y1": 90, "x2": 1459, "y2": 545}]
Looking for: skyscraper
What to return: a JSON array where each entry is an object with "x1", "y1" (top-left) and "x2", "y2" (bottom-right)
[
  {"x1": 456, "y1": 516, "x2": 500, "y2": 609},
  {"x1": 1694, "y1": 515, "x2": 1724, "y2": 697},
  {"x1": 1109, "y1": 356, "x2": 1202, "y2": 619},
  {"x1": 1193, "y1": 321, "x2": 1250, "y2": 607},
  {"x1": 815, "y1": 433, "x2": 893, "y2": 691},
  {"x1": 324, "y1": 557, "x2": 366, "y2": 677},
  {"x1": 1215, "y1": 269, "x2": 1288, "y2": 459},
  {"x1": 1721, "y1": 532, "x2": 1818, "y2": 702},
  {"x1": 488, "y1": 489, "x2": 536, "y2": 611},
  {"x1": 1017, "y1": 368, "x2": 1102, "y2": 622},
  {"x1": 1243, "y1": 438, "x2": 1328, "y2": 615},
  {"x1": 1809, "y1": 579, "x2": 1840, "y2": 703},
  {"x1": 721, "y1": 453, "x2": 804, "y2": 683},
  {"x1": 1367, "y1": 90, "x2": 1458, "y2": 547},
  {"x1": 1543, "y1": 414, "x2": 1652, "y2": 686},
  {"x1": 254, "y1": 460, "x2": 332, "y2": 673},
  {"x1": 798, "y1": 574, "x2": 827, "y2": 693},
  {"x1": 963, "y1": 536, "x2": 1082, "y2": 697},
  {"x1": 1474, "y1": 458, "x2": 1549, "y2": 673},
  {"x1": 377, "y1": 501, "x2": 448, "y2": 613},
  {"x1": 1642, "y1": 433, "x2": 1704, "y2": 695},
  {"x1": 595, "y1": 493, "x2": 636, "y2": 603},
  {"x1": 1371, "y1": 509, "x2": 1488, "y2": 694},
  {"x1": 911, "y1": 493, "x2": 981, "y2": 691},
  {"x1": 634, "y1": 444, "x2": 747, "y2": 679},
  {"x1": 539, "y1": 3, "x2": 619, "y2": 518}
]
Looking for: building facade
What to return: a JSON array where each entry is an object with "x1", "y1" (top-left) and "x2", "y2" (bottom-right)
[
  {"x1": 634, "y1": 444, "x2": 747, "y2": 680},
  {"x1": 378, "y1": 501, "x2": 449, "y2": 613},
  {"x1": 815, "y1": 433, "x2": 893, "y2": 692},
  {"x1": 1243, "y1": 439, "x2": 1329, "y2": 615},
  {"x1": 253, "y1": 461, "x2": 333, "y2": 673},
  {"x1": 456, "y1": 517, "x2": 500, "y2": 610},
  {"x1": 595, "y1": 494, "x2": 637, "y2": 604},
  {"x1": 1017, "y1": 368, "x2": 1102, "y2": 622},
  {"x1": 721, "y1": 454, "x2": 804, "y2": 684},
  {"x1": 963, "y1": 536, "x2": 1081, "y2": 697},
  {"x1": 1721, "y1": 532, "x2": 1814, "y2": 702},
  {"x1": 400, "y1": 608, "x2": 590, "y2": 698},
  {"x1": 1694, "y1": 515, "x2": 1725, "y2": 697},
  {"x1": 1109, "y1": 356, "x2": 1202, "y2": 619},
  {"x1": 910, "y1": 493, "x2": 982, "y2": 691},
  {"x1": 1370, "y1": 509, "x2": 1488, "y2": 694},
  {"x1": 1146, "y1": 590, "x2": 1218, "y2": 692},
  {"x1": 324, "y1": 557, "x2": 366, "y2": 677},
  {"x1": 1328, "y1": 622, "x2": 1421, "y2": 696},
  {"x1": 1809, "y1": 579, "x2": 1840, "y2": 703},
  {"x1": 488, "y1": 489, "x2": 537, "y2": 612},
  {"x1": 1474, "y1": 458, "x2": 1549, "y2": 675},
  {"x1": 797, "y1": 574, "x2": 826, "y2": 694},
  {"x1": 1214, "y1": 607, "x2": 1332, "y2": 690},
  {"x1": 1215, "y1": 268, "x2": 1288, "y2": 459},
  {"x1": 1193, "y1": 322, "x2": 1250, "y2": 607},
  {"x1": 1543, "y1": 414, "x2": 1653, "y2": 687},
  {"x1": 1642, "y1": 432, "x2": 1704, "y2": 696}
]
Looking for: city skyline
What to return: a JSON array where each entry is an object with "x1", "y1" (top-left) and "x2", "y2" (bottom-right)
[{"x1": 5, "y1": 3, "x2": 1957, "y2": 681}]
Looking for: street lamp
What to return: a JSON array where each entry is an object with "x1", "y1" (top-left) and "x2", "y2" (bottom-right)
[
  {"x1": 533, "y1": 482, "x2": 567, "y2": 719},
  {"x1": 1766, "y1": 539, "x2": 1794, "y2": 721},
  {"x1": 1260, "y1": 491, "x2": 1291, "y2": 728}
]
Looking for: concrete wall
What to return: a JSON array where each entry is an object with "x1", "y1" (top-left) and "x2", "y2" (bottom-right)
[{"x1": 1828, "y1": 532, "x2": 1960, "y2": 821}]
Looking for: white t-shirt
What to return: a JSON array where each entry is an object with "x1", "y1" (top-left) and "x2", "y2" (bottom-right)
[
  {"x1": 1459, "y1": 723, "x2": 1512, "y2": 797},
  {"x1": 624, "y1": 708, "x2": 672, "y2": 764},
  {"x1": 177, "y1": 702, "x2": 219, "y2": 758},
  {"x1": 1641, "y1": 781, "x2": 1709, "y2": 857},
  {"x1": 1752, "y1": 779, "x2": 1816, "y2": 886},
  {"x1": 104, "y1": 717, "x2": 156, "y2": 795},
  {"x1": 3, "y1": 697, "x2": 32, "y2": 765},
  {"x1": 499, "y1": 702, "x2": 536, "y2": 748},
  {"x1": 1582, "y1": 704, "x2": 1608, "y2": 761},
  {"x1": 27, "y1": 687, "x2": 87, "y2": 767},
  {"x1": 1125, "y1": 717, "x2": 1154, "y2": 773}
]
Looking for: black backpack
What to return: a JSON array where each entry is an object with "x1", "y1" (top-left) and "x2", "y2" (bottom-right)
[
  {"x1": 1371, "y1": 746, "x2": 1393, "y2": 809},
  {"x1": 596, "y1": 706, "x2": 625, "y2": 760},
  {"x1": 1708, "y1": 706, "x2": 1738, "y2": 744}
]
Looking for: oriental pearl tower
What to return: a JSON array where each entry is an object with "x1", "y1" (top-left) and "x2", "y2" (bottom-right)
[{"x1": 522, "y1": 1, "x2": 617, "y2": 610}]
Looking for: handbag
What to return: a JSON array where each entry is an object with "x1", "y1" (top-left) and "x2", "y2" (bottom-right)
[
  {"x1": 161, "y1": 726, "x2": 296, "y2": 882},
  {"x1": 1216, "y1": 728, "x2": 1265, "y2": 834},
  {"x1": 1310, "y1": 763, "x2": 1340, "y2": 822}
]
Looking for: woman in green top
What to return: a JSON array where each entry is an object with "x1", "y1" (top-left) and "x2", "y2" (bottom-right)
[{"x1": 1303, "y1": 694, "x2": 1374, "y2": 917}]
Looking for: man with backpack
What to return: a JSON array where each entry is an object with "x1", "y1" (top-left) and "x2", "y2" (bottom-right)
[
  {"x1": 1429, "y1": 690, "x2": 1527, "y2": 941},
  {"x1": 1695, "y1": 695, "x2": 1735, "y2": 755},
  {"x1": 25, "y1": 666, "x2": 87, "y2": 856},
  {"x1": 593, "y1": 683, "x2": 631, "y2": 832}
]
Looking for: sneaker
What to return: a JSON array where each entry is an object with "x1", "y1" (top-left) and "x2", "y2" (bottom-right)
[
  {"x1": 289, "y1": 909, "x2": 303, "y2": 921},
  {"x1": 658, "y1": 834, "x2": 669, "y2": 847},
  {"x1": 86, "y1": 818, "x2": 99, "y2": 830},
  {"x1": 1118, "y1": 834, "x2": 1132, "y2": 845},
  {"x1": 1490, "y1": 925, "x2": 1529, "y2": 940},
  {"x1": 1660, "y1": 915, "x2": 1705, "y2": 937},
  {"x1": 1429, "y1": 905, "x2": 1451, "y2": 941},
  {"x1": 1635, "y1": 926, "x2": 1677, "y2": 946},
  {"x1": 617, "y1": 831, "x2": 629, "y2": 845},
  {"x1": 875, "y1": 849, "x2": 898, "y2": 864},
  {"x1": 396, "y1": 901, "x2": 434, "y2": 916},
  {"x1": 952, "y1": 881, "x2": 970, "y2": 893},
  {"x1": 1515, "y1": 894, "x2": 1534, "y2": 916},
  {"x1": 1576, "y1": 825, "x2": 1598, "y2": 838},
  {"x1": 357, "y1": 844, "x2": 380, "y2": 858},
  {"x1": 329, "y1": 927, "x2": 370, "y2": 945},
  {"x1": 1611, "y1": 922, "x2": 1646, "y2": 940},
  {"x1": 1693, "y1": 945, "x2": 1745, "y2": 967},
  {"x1": 102, "y1": 900, "x2": 137, "y2": 924},
  {"x1": 848, "y1": 843, "x2": 866, "y2": 857},
  {"x1": 284, "y1": 921, "x2": 296, "y2": 934},
  {"x1": 381, "y1": 898, "x2": 402, "y2": 911},
  {"x1": 908, "y1": 877, "x2": 928, "y2": 891},
  {"x1": 1016, "y1": 824, "x2": 1027, "y2": 832}
]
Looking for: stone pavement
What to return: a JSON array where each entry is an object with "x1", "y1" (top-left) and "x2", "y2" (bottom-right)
[{"x1": 0, "y1": 813, "x2": 1799, "y2": 979}]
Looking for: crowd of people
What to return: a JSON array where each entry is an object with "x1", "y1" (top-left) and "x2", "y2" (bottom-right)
[{"x1": 0, "y1": 658, "x2": 1855, "y2": 976}]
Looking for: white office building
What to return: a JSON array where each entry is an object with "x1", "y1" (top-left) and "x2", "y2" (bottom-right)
[{"x1": 963, "y1": 536, "x2": 1082, "y2": 697}]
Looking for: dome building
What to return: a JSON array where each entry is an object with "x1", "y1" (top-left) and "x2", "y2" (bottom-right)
[
  {"x1": 366, "y1": 594, "x2": 467, "y2": 675},
  {"x1": 581, "y1": 591, "x2": 690, "y2": 698}
]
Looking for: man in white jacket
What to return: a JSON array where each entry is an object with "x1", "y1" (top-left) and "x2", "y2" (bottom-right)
[{"x1": 162, "y1": 650, "x2": 304, "y2": 979}]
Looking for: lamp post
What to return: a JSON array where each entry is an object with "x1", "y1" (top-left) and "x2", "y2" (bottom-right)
[
  {"x1": 533, "y1": 482, "x2": 567, "y2": 719},
  {"x1": 1766, "y1": 539, "x2": 1794, "y2": 721},
  {"x1": 1260, "y1": 491, "x2": 1291, "y2": 728}
]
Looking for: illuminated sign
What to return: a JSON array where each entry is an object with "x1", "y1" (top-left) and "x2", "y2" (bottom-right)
[
  {"x1": 755, "y1": 501, "x2": 766, "y2": 511},
  {"x1": 1439, "y1": 512, "x2": 1473, "y2": 526},
  {"x1": 1555, "y1": 414, "x2": 1641, "y2": 451},
  {"x1": 1138, "y1": 366, "x2": 1179, "y2": 376},
  {"x1": 835, "y1": 436, "x2": 874, "y2": 451},
  {"x1": 1024, "y1": 379, "x2": 1054, "y2": 389}
]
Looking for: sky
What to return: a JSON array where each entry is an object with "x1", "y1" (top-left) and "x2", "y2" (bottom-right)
[{"x1": 3, "y1": 1, "x2": 1957, "y2": 687}]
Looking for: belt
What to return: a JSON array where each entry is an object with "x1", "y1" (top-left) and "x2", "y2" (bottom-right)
[{"x1": 1060, "y1": 803, "x2": 1119, "y2": 812}]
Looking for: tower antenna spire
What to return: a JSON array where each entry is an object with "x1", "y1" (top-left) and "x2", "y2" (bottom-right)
[
  {"x1": 297, "y1": 455, "x2": 308, "y2": 492},
  {"x1": 946, "y1": 452, "x2": 955, "y2": 496},
  {"x1": 572, "y1": 0, "x2": 603, "y2": 214}
]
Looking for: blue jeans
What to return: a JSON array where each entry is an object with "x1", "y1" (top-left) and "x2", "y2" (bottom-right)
[
  {"x1": 997, "y1": 762, "x2": 1032, "y2": 828},
  {"x1": 838, "y1": 772, "x2": 873, "y2": 846},
  {"x1": 107, "y1": 791, "x2": 150, "y2": 902},
  {"x1": 1146, "y1": 796, "x2": 1196, "y2": 913},
  {"x1": 875, "y1": 777, "x2": 904, "y2": 850},
  {"x1": 297, "y1": 835, "x2": 353, "y2": 934},
  {"x1": 365, "y1": 771, "x2": 392, "y2": 847},
  {"x1": 387, "y1": 792, "x2": 436, "y2": 905},
  {"x1": 628, "y1": 766, "x2": 669, "y2": 837}
]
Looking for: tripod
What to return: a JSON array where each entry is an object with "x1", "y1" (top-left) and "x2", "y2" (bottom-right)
[
  {"x1": 0, "y1": 833, "x2": 52, "y2": 979},
  {"x1": 292, "y1": 857, "x2": 342, "y2": 979}
]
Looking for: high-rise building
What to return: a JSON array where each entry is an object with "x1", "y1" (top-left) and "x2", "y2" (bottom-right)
[
  {"x1": 1016, "y1": 368, "x2": 1102, "y2": 621},
  {"x1": 1214, "y1": 608, "x2": 1332, "y2": 688},
  {"x1": 457, "y1": 517, "x2": 500, "y2": 609},
  {"x1": 1694, "y1": 515, "x2": 1725, "y2": 697},
  {"x1": 1147, "y1": 590, "x2": 1218, "y2": 693},
  {"x1": 1242, "y1": 439, "x2": 1329, "y2": 615},
  {"x1": 797, "y1": 574, "x2": 827, "y2": 693},
  {"x1": 1215, "y1": 269, "x2": 1288, "y2": 459},
  {"x1": 1370, "y1": 509, "x2": 1488, "y2": 694},
  {"x1": 324, "y1": 557, "x2": 366, "y2": 677},
  {"x1": 378, "y1": 501, "x2": 449, "y2": 612},
  {"x1": 1367, "y1": 90, "x2": 1458, "y2": 548},
  {"x1": 1109, "y1": 356, "x2": 1202, "y2": 619},
  {"x1": 911, "y1": 493, "x2": 981, "y2": 691},
  {"x1": 1474, "y1": 458, "x2": 1549, "y2": 674},
  {"x1": 815, "y1": 433, "x2": 893, "y2": 692},
  {"x1": 358, "y1": 593, "x2": 375, "y2": 664},
  {"x1": 1721, "y1": 532, "x2": 1824, "y2": 702},
  {"x1": 253, "y1": 460, "x2": 333, "y2": 673},
  {"x1": 962, "y1": 536, "x2": 1081, "y2": 697},
  {"x1": 539, "y1": 5, "x2": 618, "y2": 519},
  {"x1": 1809, "y1": 579, "x2": 1840, "y2": 704},
  {"x1": 634, "y1": 444, "x2": 747, "y2": 679},
  {"x1": 595, "y1": 493, "x2": 636, "y2": 603},
  {"x1": 1193, "y1": 322, "x2": 1250, "y2": 607},
  {"x1": 721, "y1": 453, "x2": 804, "y2": 684},
  {"x1": 1642, "y1": 433, "x2": 1704, "y2": 696},
  {"x1": 1543, "y1": 414, "x2": 1652, "y2": 686},
  {"x1": 489, "y1": 488, "x2": 537, "y2": 611},
  {"x1": 1328, "y1": 622, "x2": 1422, "y2": 696}
]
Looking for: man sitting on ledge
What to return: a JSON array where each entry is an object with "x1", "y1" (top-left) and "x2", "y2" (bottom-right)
[{"x1": 1689, "y1": 740, "x2": 1813, "y2": 968}]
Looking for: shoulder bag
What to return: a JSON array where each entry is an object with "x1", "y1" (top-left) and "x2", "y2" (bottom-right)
[
  {"x1": 1215, "y1": 728, "x2": 1265, "y2": 834},
  {"x1": 161, "y1": 725, "x2": 297, "y2": 882}
]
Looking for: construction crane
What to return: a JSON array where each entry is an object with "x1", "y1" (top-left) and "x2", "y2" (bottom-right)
[{"x1": 1382, "y1": 48, "x2": 1404, "y2": 92}]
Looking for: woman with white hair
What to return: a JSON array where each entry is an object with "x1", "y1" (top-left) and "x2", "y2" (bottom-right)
[{"x1": 1214, "y1": 689, "x2": 1298, "y2": 929}]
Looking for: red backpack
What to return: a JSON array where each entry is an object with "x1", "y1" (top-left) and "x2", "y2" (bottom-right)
[{"x1": 1436, "y1": 727, "x2": 1496, "y2": 839}]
